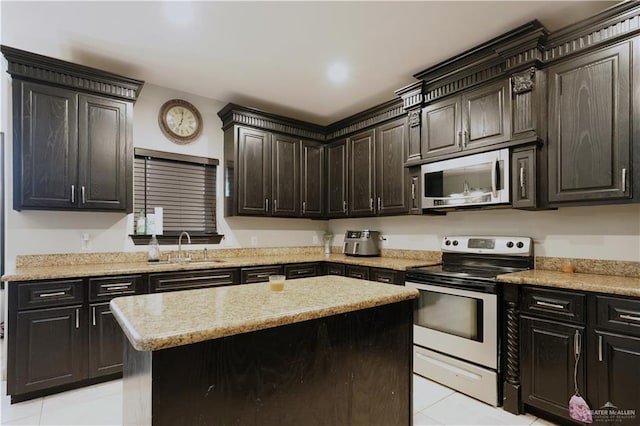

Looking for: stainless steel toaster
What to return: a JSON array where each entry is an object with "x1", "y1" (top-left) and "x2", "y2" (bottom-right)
[{"x1": 343, "y1": 230, "x2": 382, "y2": 257}]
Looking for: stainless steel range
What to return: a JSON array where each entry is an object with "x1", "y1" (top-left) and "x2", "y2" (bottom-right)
[{"x1": 406, "y1": 236, "x2": 533, "y2": 406}]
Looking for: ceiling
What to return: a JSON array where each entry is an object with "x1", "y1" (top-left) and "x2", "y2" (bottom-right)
[{"x1": 1, "y1": 1, "x2": 617, "y2": 125}]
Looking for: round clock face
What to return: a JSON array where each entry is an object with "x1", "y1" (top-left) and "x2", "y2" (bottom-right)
[{"x1": 158, "y1": 99, "x2": 202, "y2": 144}]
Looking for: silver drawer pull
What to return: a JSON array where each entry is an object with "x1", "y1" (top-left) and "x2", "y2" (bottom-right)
[
  {"x1": 213, "y1": 274, "x2": 231, "y2": 279},
  {"x1": 598, "y1": 335, "x2": 603, "y2": 362},
  {"x1": 39, "y1": 291, "x2": 66, "y2": 298},
  {"x1": 535, "y1": 301, "x2": 564, "y2": 310},
  {"x1": 103, "y1": 285, "x2": 130, "y2": 291},
  {"x1": 256, "y1": 274, "x2": 269, "y2": 278},
  {"x1": 620, "y1": 314, "x2": 640, "y2": 322},
  {"x1": 76, "y1": 308, "x2": 80, "y2": 329},
  {"x1": 379, "y1": 277, "x2": 391, "y2": 283},
  {"x1": 92, "y1": 306, "x2": 96, "y2": 326}
]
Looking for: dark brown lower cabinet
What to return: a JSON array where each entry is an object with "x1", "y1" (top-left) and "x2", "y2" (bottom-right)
[
  {"x1": 520, "y1": 315, "x2": 585, "y2": 422},
  {"x1": 89, "y1": 302, "x2": 124, "y2": 378},
  {"x1": 590, "y1": 331, "x2": 640, "y2": 416},
  {"x1": 13, "y1": 305, "x2": 86, "y2": 396}
]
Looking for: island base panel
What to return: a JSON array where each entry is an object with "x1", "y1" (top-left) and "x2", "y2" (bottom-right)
[{"x1": 123, "y1": 301, "x2": 413, "y2": 426}]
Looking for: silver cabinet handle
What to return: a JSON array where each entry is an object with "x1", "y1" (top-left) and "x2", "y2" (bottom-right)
[
  {"x1": 491, "y1": 155, "x2": 498, "y2": 198},
  {"x1": 71, "y1": 185, "x2": 75, "y2": 203},
  {"x1": 535, "y1": 300, "x2": 564, "y2": 310},
  {"x1": 256, "y1": 274, "x2": 269, "y2": 278},
  {"x1": 457, "y1": 131, "x2": 462, "y2": 148},
  {"x1": 302, "y1": 201, "x2": 306, "y2": 214},
  {"x1": 598, "y1": 335, "x2": 603, "y2": 362},
  {"x1": 273, "y1": 199, "x2": 277, "y2": 212},
  {"x1": 463, "y1": 129, "x2": 468, "y2": 148},
  {"x1": 369, "y1": 198, "x2": 374, "y2": 211},
  {"x1": 92, "y1": 306, "x2": 96, "y2": 326},
  {"x1": 620, "y1": 314, "x2": 640, "y2": 322},
  {"x1": 379, "y1": 277, "x2": 391, "y2": 283},
  {"x1": 343, "y1": 200, "x2": 347, "y2": 213},
  {"x1": 265, "y1": 199, "x2": 269, "y2": 212},
  {"x1": 520, "y1": 166, "x2": 526, "y2": 197},
  {"x1": 411, "y1": 182, "x2": 416, "y2": 200},
  {"x1": 622, "y1": 168, "x2": 627, "y2": 192},
  {"x1": 39, "y1": 291, "x2": 66, "y2": 298},
  {"x1": 377, "y1": 197, "x2": 381, "y2": 211},
  {"x1": 102, "y1": 283, "x2": 131, "y2": 291},
  {"x1": 574, "y1": 330, "x2": 581, "y2": 356},
  {"x1": 76, "y1": 308, "x2": 80, "y2": 329},
  {"x1": 81, "y1": 186, "x2": 86, "y2": 204}
]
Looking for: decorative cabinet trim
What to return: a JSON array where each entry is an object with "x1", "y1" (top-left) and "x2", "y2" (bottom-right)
[
  {"x1": 408, "y1": 110, "x2": 421, "y2": 127},
  {"x1": 511, "y1": 68, "x2": 536, "y2": 94},
  {"x1": 326, "y1": 99, "x2": 405, "y2": 140},
  {"x1": 1, "y1": 45, "x2": 144, "y2": 102}
]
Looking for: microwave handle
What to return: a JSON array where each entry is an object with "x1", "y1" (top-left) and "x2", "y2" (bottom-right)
[{"x1": 491, "y1": 156, "x2": 498, "y2": 198}]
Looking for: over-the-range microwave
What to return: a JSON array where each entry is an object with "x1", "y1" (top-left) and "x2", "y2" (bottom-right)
[{"x1": 421, "y1": 148, "x2": 510, "y2": 210}]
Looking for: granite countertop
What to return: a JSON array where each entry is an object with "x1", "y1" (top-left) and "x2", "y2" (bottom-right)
[
  {"x1": 110, "y1": 275, "x2": 419, "y2": 352},
  {"x1": 497, "y1": 270, "x2": 640, "y2": 297},
  {"x1": 1, "y1": 253, "x2": 436, "y2": 282}
]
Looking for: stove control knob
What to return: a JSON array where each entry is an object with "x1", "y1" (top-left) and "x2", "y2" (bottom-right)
[
  {"x1": 452, "y1": 240, "x2": 459, "y2": 246},
  {"x1": 516, "y1": 241, "x2": 524, "y2": 249},
  {"x1": 445, "y1": 240, "x2": 451, "y2": 246},
  {"x1": 506, "y1": 241, "x2": 514, "y2": 248}
]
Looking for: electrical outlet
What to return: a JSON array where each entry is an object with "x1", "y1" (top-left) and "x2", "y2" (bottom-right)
[
  {"x1": 382, "y1": 237, "x2": 389, "y2": 247},
  {"x1": 312, "y1": 235, "x2": 319, "y2": 244},
  {"x1": 81, "y1": 233, "x2": 92, "y2": 251},
  {"x1": 250, "y1": 236, "x2": 258, "y2": 246}
]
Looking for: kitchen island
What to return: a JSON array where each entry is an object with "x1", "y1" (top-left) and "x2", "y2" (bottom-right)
[{"x1": 110, "y1": 275, "x2": 419, "y2": 426}]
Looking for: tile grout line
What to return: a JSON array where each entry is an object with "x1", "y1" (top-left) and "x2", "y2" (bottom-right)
[{"x1": 416, "y1": 390, "x2": 457, "y2": 414}]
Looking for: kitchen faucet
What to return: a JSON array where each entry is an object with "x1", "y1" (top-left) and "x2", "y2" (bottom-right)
[{"x1": 178, "y1": 231, "x2": 191, "y2": 262}]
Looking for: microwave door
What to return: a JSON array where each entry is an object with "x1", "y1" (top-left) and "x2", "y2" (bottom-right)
[{"x1": 422, "y1": 149, "x2": 510, "y2": 208}]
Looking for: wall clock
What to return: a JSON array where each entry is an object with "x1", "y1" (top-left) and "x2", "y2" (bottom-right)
[{"x1": 158, "y1": 99, "x2": 203, "y2": 144}]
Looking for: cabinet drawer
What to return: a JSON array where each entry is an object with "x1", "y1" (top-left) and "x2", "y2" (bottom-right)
[
  {"x1": 595, "y1": 295, "x2": 640, "y2": 335},
  {"x1": 89, "y1": 275, "x2": 146, "y2": 302},
  {"x1": 521, "y1": 286, "x2": 586, "y2": 324},
  {"x1": 241, "y1": 266, "x2": 283, "y2": 284},
  {"x1": 370, "y1": 268, "x2": 402, "y2": 285},
  {"x1": 325, "y1": 263, "x2": 345, "y2": 276},
  {"x1": 345, "y1": 265, "x2": 369, "y2": 280},
  {"x1": 17, "y1": 279, "x2": 84, "y2": 310},
  {"x1": 150, "y1": 269, "x2": 239, "y2": 293},
  {"x1": 284, "y1": 263, "x2": 319, "y2": 279}
]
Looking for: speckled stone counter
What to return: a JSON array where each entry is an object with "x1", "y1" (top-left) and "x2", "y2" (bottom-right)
[
  {"x1": 497, "y1": 270, "x2": 640, "y2": 297},
  {"x1": 110, "y1": 275, "x2": 419, "y2": 351},
  {"x1": 2, "y1": 253, "x2": 437, "y2": 282}
]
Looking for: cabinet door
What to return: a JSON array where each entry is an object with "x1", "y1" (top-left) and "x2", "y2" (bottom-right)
[
  {"x1": 548, "y1": 41, "x2": 631, "y2": 202},
  {"x1": 520, "y1": 316, "x2": 586, "y2": 422},
  {"x1": 511, "y1": 147, "x2": 537, "y2": 209},
  {"x1": 89, "y1": 302, "x2": 123, "y2": 378},
  {"x1": 326, "y1": 140, "x2": 348, "y2": 217},
  {"x1": 301, "y1": 140, "x2": 324, "y2": 217},
  {"x1": 271, "y1": 134, "x2": 300, "y2": 216},
  {"x1": 591, "y1": 331, "x2": 640, "y2": 416},
  {"x1": 237, "y1": 127, "x2": 270, "y2": 215},
  {"x1": 78, "y1": 95, "x2": 128, "y2": 210},
  {"x1": 408, "y1": 166, "x2": 422, "y2": 215},
  {"x1": 461, "y1": 79, "x2": 511, "y2": 150},
  {"x1": 422, "y1": 96, "x2": 461, "y2": 159},
  {"x1": 14, "y1": 305, "x2": 86, "y2": 395},
  {"x1": 16, "y1": 81, "x2": 78, "y2": 209},
  {"x1": 349, "y1": 129, "x2": 375, "y2": 216},
  {"x1": 376, "y1": 118, "x2": 409, "y2": 215}
]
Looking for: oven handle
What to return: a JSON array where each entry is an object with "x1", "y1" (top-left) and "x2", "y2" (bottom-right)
[{"x1": 491, "y1": 155, "x2": 498, "y2": 198}]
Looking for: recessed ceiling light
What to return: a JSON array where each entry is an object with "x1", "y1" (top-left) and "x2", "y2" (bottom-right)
[{"x1": 327, "y1": 62, "x2": 349, "y2": 83}]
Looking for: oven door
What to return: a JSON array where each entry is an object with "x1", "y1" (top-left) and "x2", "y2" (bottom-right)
[
  {"x1": 406, "y1": 281, "x2": 497, "y2": 369},
  {"x1": 421, "y1": 148, "x2": 510, "y2": 209}
]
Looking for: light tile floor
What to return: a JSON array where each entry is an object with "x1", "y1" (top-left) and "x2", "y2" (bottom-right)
[{"x1": 0, "y1": 375, "x2": 560, "y2": 425}]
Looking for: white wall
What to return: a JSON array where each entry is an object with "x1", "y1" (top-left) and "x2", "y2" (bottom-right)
[
  {"x1": 0, "y1": 80, "x2": 328, "y2": 271},
  {"x1": 328, "y1": 203, "x2": 640, "y2": 261}
]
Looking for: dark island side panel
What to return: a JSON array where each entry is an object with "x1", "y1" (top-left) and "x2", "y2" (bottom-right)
[{"x1": 134, "y1": 301, "x2": 413, "y2": 426}]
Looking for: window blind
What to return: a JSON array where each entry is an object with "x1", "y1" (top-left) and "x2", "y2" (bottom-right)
[{"x1": 134, "y1": 152, "x2": 216, "y2": 234}]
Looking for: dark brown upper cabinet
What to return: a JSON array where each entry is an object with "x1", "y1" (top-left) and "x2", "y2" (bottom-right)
[
  {"x1": 301, "y1": 140, "x2": 324, "y2": 218},
  {"x1": 375, "y1": 118, "x2": 409, "y2": 215},
  {"x1": 422, "y1": 79, "x2": 511, "y2": 161},
  {"x1": 547, "y1": 39, "x2": 633, "y2": 204},
  {"x1": 3, "y1": 45, "x2": 143, "y2": 213},
  {"x1": 237, "y1": 126, "x2": 271, "y2": 216},
  {"x1": 326, "y1": 139, "x2": 348, "y2": 218},
  {"x1": 271, "y1": 133, "x2": 300, "y2": 217},
  {"x1": 348, "y1": 129, "x2": 376, "y2": 216}
]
